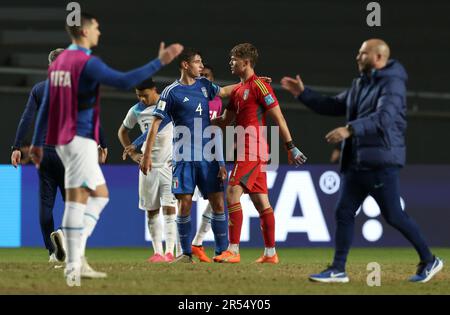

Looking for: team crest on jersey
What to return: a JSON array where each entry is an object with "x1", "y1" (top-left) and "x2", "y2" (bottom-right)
[
  {"x1": 157, "y1": 100, "x2": 166, "y2": 111},
  {"x1": 201, "y1": 87, "x2": 208, "y2": 98},
  {"x1": 172, "y1": 177, "x2": 179, "y2": 189},
  {"x1": 243, "y1": 89, "x2": 250, "y2": 101},
  {"x1": 264, "y1": 94, "x2": 275, "y2": 106}
]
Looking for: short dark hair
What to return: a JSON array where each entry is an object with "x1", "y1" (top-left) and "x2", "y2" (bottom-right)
[
  {"x1": 230, "y1": 43, "x2": 259, "y2": 68},
  {"x1": 65, "y1": 12, "x2": 97, "y2": 40},
  {"x1": 203, "y1": 64, "x2": 214, "y2": 73},
  {"x1": 178, "y1": 48, "x2": 202, "y2": 68},
  {"x1": 48, "y1": 48, "x2": 64, "y2": 64},
  {"x1": 135, "y1": 78, "x2": 156, "y2": 91}
]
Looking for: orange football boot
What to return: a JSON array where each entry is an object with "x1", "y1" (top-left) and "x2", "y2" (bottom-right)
[
  {"x1": 213, "y1": 250, "x2": 241, "y2": 263},
  {"x1": 255, "y1": 253, "x2": 279, "y2": 264},
  {"x1": 191, "y1": 245, "x2": 212, "y2": 263}
]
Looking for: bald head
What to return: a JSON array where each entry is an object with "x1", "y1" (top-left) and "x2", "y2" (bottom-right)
[
  {"x1": 356, "y1": 39, "x2": 391, "y2": 73},
  {"x1": 365, "y1": 39, "x2": 390, "y2": 60}
]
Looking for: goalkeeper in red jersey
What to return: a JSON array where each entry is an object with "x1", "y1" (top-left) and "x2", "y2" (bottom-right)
[{"x1": 213, "y1": 43, "x2": 307, "y2": 263}]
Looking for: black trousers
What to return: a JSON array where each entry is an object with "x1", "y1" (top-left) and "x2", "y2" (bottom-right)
[
  {"x1": 37, "y1": 147, "x2": 65, "y2": 254},
  {"x1": 333, "y1": 167, "x2": 433, "y2": 270}
]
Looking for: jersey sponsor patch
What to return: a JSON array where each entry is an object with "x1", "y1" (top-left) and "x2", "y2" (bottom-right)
[
  {"x1": 201, "y1": 87, "x2": 208, "y2": 98},
  {"x1": 243, "y1": 89, "x2": 250, "y2": 100},
  {"x1": 157, "y1": 100, "x2": 166, "y2": 111},
  {"x1": 264, "y1": 94, "x2": 275, "y2": 106}
]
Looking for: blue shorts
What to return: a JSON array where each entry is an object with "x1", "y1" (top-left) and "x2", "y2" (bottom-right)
[{"x1": 172, "y1": 161, "x2": 224, "y2": 199}]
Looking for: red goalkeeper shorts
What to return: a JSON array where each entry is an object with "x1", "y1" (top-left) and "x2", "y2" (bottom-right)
[{"x1": 229, "y1": 160, "x2": 268, "y2": 194}]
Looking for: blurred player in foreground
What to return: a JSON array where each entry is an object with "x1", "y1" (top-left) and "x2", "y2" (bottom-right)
[{"x1": 30, "y1": 12, "x2": 183, "y2": 285}]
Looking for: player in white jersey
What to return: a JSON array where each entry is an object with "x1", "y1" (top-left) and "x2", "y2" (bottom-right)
[{"x1": 118, "y1": 78, "x2": 178, "y2": 263}]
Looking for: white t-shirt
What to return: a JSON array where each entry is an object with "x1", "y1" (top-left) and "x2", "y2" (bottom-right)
[{"x1": 123, "y1": 102, "x2": 173, "y2": 168}]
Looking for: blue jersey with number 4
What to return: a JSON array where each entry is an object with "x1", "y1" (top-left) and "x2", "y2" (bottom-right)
[{"x1": 153, "y1": 77, "x2": 220, "y2": 162}]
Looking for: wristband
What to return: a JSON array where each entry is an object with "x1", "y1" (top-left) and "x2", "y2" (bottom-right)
[{"x1": 285, "y1": 141, "x2": 295, "y2": 150}]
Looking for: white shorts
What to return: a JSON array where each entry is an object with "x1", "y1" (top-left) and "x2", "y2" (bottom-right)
[
  {"x1": 139, "y1": 165, "x2": 177, "y2": 210},
  {"x1": 192, "y1": 187, "x2": 203, "y2": 201},
  {"x1": 55, "y1": 136, "x2": 105, "y2": 191}
]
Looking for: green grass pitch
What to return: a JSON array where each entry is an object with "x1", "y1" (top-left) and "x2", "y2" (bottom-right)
[{"x1": 0, "y1": 247, "x2": 448, "y2": 294}]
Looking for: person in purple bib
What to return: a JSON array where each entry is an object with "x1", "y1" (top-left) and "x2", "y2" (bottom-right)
[{"x1": 30, "y1": 12, "x2": 183, "y2": 286}]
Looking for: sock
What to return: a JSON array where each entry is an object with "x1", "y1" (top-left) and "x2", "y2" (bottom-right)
[
  {"x1": 148, "y1": 212, "x2": 164, "y2": 255},
  {"x1": 79, "y1": 197, "x2": 109, "y2": 257},
  {"x1": 264, "y1": 247, "x2": 276, "y2": 257},
  {"x1": 211, "y1": 212, "x2": 228, "y2": 255},
  {"x1": 163, "y1": 214, "x2": 177, "y2": 255},
  {"x1": 176, "y1": 215, "x2": 192, "y2": 256},
  {"x1": 228, "y1": 243, "x2": 239, "y2": 254},
  {"x1": 62, "y1": 202, "x2": 86, "y2": 267},
  {"x1": 228, "y1": 202, "x2": 243, "y2": 246},
  {"x1": 176, "y1": 232, "x2": 183, "y2": 257},
  {"x1": 192, "y1": 203, "x2": 212, "y2": 246},
  {"x1": 260, "y1": 207, "x2": 275, "y2": 248}
]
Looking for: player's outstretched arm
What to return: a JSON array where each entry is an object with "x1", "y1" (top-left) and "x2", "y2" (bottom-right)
[
  {"x1": 280, "y1": 75, "x2": 305, "y2": 97},
  {"x1": 85, "y1": 42, "x2": 184, "y2": 91},
  {"x1": 158, "y1": 42, "x2": 184, "y2": 65},
  {"x1": 281, "y1": 75, "x2": 347, "y2": 116},
  {"x1": 218, "y1": 76, "x2": 272, "y2": 99},
  {"x1": 267, "y1": 106, "x2": 307, "y2": 166},
  {"x1": 139, "y1": 117, "x2": 162, "y2": 175},
  {"x1": 218, "y1": 84, "x2": 238, "y2": 98}
]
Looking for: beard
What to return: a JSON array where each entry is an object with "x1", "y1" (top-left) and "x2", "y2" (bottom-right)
[{"x1": 358, "y1": 62, "x2": 373, "y2": 74}]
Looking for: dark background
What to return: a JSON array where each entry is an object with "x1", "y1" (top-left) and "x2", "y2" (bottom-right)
[{"x1": 1, "y1": 0, "x2": 449, "y2": 164}]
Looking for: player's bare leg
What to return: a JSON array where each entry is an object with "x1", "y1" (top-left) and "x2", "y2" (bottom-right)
[{"x1": 249, "y1": 193, "x2": 279, "y2": 264}]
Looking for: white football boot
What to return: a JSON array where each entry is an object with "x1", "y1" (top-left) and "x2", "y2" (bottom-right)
[
  {"x1": 50, "y1": 229, "x2": 66, "y2": 262},
  {"x1": 80, "y1": 256, "x2": 107, "y2": 279},
  {"x1": 65, "y1": 263, "x2": 81, "y2": 287}
]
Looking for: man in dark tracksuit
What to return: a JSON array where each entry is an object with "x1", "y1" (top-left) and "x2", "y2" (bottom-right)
[
  {"x1": 281, "y1": 39, "x2": 443, "y2": 283},
  {"x1": 11, "y1": 49, "x2": 108, "y2": 263}
]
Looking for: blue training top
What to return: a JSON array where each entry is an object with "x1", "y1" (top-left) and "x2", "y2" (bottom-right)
[{"x1": 32, "y1": 44, "x2": 162, "y2": 146}]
